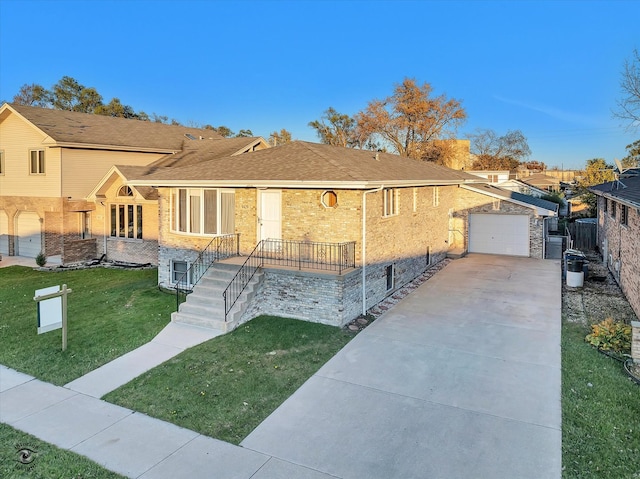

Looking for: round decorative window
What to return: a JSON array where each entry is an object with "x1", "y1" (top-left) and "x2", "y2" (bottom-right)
[{"x1": 321, "y1": 190, "x2": 338, "y2": 208}]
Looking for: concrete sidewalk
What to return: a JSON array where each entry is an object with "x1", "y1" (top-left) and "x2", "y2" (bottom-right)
[
  {"x1": 65, "y1": 322, "x2": 222, "y2": 398},
  {"x1": 1, "y1": 254, "x2": 561, "y2": 478}
]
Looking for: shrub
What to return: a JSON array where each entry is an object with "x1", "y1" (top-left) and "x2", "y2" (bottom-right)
[
  {"x1": 585, "y1": 317, "x2": 631, "y2": 354},
  {"x1": 35, "y1": 251, "x2": 47, "y2": 267}
]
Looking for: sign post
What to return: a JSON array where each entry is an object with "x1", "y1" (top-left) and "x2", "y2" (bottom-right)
[{"x1": 34, "y1": 284, "x2": 72, "y2": 351}]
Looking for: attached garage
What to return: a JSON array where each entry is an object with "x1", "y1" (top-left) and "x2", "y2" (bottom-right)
[
  {"x1": 469, "y1": 213, "x2": 530, "y2": 257},
  {"x1": 0, "y1": 210, "x2": 8, "y2": 255},
  {"x1": 16, "y1": 211, "x2": 42, "y2": 258}
]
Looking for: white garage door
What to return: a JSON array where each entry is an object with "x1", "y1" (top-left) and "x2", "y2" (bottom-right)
[
  {"x1": 17, "y1": 211, "x2": 42, "y2": 258},
  {"x1": 469, "y1": 214, "x2": 530, "y2": 256},
  {"x1": 0, "y1": 210, "x2": 8, "y2": 255}
]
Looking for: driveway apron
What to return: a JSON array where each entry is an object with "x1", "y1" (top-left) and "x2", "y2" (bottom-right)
[{"x1": 242, "y1": 254, "x2": 562, "y2": 478}]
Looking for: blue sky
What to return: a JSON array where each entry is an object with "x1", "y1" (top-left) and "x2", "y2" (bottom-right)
[{"x1": 1, "y1": 0, "x2": 638, "y2": 169}]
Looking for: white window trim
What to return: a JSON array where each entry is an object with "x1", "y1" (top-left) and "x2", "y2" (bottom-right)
[
  {"x1": 171, "y1": 188, "x2": 235, "y2": 236},
  {"x1": 383, "y1": 188, "x2": 398, "y2": 217},
  {"x1": 321, "y1": 190, "x2": 338, "y2": 209},
  {"x1": 433, "y1": 187, "x2": 440, "y2": 207},
  {"x1": 29, "y1": 149, "x2": 45, "y2": 175},
  {"x1": 413, "y1": 187, "x2": 418, "y2": 213},
  {"x1": 110, "y1": 203, "x2": 143, "y2": 240}
]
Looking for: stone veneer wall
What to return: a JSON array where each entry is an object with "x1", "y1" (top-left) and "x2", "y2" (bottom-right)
[
  {"x1": 597, "y1": 197, "x2": 640, "y2": 319},
  {"x1": 106, "y1": 238, "x2": 158, "y2": 265},
  {"x1": 240, "y1": 255, "x2": 445, "y2": 327}
]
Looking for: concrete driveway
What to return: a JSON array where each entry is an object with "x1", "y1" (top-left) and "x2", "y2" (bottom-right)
[{"x1": 242, "y1": 254, "x2": 562, "y2": 478}]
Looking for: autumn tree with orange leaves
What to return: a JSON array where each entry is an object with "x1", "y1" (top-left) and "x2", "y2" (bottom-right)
[{"x1": 354, "y1": 78, "x2": 466, "y2": 160}]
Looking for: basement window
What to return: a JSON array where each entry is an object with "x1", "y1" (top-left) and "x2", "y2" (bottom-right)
[
  {"x1": 321, "y1": 190, "x2": 338, "y2": 208},
  {"x1": 171, "y1": 260, "x2": 193, "y2": 287},
  {"x1": 385, "y1": 264, "x2": 395, "y2": 292}
]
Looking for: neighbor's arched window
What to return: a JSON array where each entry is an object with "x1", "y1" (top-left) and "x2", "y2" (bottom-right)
[
  {"x1": 118, "y1": 185, "x2": 134, "y2": 197},
  {"x1": 321, "y1": 190, "x2": 338, "y2": 208}
]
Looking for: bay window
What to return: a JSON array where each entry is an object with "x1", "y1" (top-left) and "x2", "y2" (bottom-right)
[{"x1": 171, "y1": 188, "x2": 235, "y2": 235}]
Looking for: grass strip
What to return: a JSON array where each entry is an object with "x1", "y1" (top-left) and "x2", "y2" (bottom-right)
[
  {"x1": 0, "y1": 423, "x2": 125, "y2": 479},
  {"x1": 0, "y1": 266, "x2": 173, "y2": 385},
  {"x1": 562, "y1": 319, "x2": 640, "y2": 478},
  {"x1": 104, "y1": 315, "x2": 353, "y2": 444}
]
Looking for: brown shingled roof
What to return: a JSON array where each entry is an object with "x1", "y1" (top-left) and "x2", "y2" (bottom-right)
[
  {"x1": 4, "y1": 103, "x2": 223, "y2": 151},
  {"x1": 131, "y1": 141, "x2": 483, "y2": 187},
  {"x1": 149, "y1": 137, "x2": 265, "y2": 168}
]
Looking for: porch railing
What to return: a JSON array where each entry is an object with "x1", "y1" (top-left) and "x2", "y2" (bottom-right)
[
  {"x1": 175, "y1": 233, "x2": 239, "y2": 310},
  {"x1": 223, "y1": 239, "x2": 356, "y2": 321}
]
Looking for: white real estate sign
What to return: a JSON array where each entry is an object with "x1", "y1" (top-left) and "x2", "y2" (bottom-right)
[{"x1": 36, "y1": 285, "x2": 62, "y2": 334}]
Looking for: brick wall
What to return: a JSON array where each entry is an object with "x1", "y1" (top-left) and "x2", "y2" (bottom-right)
[
  {"x1": 597, "y1": 197, "x2": 640, "y2": 319},
  {"x1": 62, "y1": 238, "x2": 97, "y2": 263}
]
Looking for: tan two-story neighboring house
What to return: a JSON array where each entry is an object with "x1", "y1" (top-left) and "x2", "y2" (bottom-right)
[{"x1": 0, "y1": 103, "x2": 243, "y2": 263}]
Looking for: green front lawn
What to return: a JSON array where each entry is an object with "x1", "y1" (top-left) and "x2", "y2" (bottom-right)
[
  {"x1": 0, "y1": 266, "x2": 173, "y2": 385},
  {"x1": 0, "y1": 423, "x2": 126, "y2": 479},
  {"x1": 104, "y1": 315, "x2": 353, "y2": 444},
  {"x1": 562, "y1": 320, "x2": 640, "y2": 478}
]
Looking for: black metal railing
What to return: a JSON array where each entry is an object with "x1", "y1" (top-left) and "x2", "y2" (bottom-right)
[
  {"x1": 222, "y1": 239, "x2": 356, "y2": 321},
  {"x1": 260, "y1": 239, "x2": 356, "y2": 273},
  {"x1": 223, "y1": 241, "x2": 264, "y2": 322},
  {"x1": 175, "y1": 233, "x2": 239, "y2": 310}
]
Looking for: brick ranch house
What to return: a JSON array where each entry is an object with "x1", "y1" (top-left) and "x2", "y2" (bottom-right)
[
  {"x1": 0, "y1": 103, "x2": 266, "y2": 264},
  {"x1": 589, "y1": 172, "x2": 640, "y2": 319},
  {"x1": 122, "y1": 141, "x2": 558, "y2": 330}
]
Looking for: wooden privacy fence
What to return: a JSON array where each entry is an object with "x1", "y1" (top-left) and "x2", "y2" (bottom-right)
[{"x1": 567, "y1": 220, "x2": 597, "y2": 251}]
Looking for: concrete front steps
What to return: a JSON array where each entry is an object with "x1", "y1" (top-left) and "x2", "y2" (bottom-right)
[{"x1": 171, "y1": 260, "x2": 263, "y2": 333}]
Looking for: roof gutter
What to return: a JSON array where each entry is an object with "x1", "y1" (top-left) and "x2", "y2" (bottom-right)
[
  {"x1": 362, "y1": 185, "x2": 384, "y2": 316},
  {"x1": 128, "y1": 179, "x2": 470, "y2": 189}
]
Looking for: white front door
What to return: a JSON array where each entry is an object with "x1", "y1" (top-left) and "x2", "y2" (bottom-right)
[{"x1": 258, "y1": 190, "x2": 282, "y2": 243}]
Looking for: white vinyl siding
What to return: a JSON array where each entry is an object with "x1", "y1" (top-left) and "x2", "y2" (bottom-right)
[
  {"x1": 0, "y1": 114, "x2": 62, "y2": 197},
  {"x1": 61, "y1": 149, "x2": 163, "y2": 199}
]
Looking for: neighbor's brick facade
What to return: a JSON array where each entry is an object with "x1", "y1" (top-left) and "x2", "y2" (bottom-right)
[
  {"x1": 0, "y1": 196, "x2": 102, "y2": 262},
  {"x1": 597, "y1": 196, "x2": 640, "y2": 319}
]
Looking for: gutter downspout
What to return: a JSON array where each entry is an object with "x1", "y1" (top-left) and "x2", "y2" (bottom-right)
[{"x1": 362, "y1": 186, "x2": 384, "y2": 316}]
